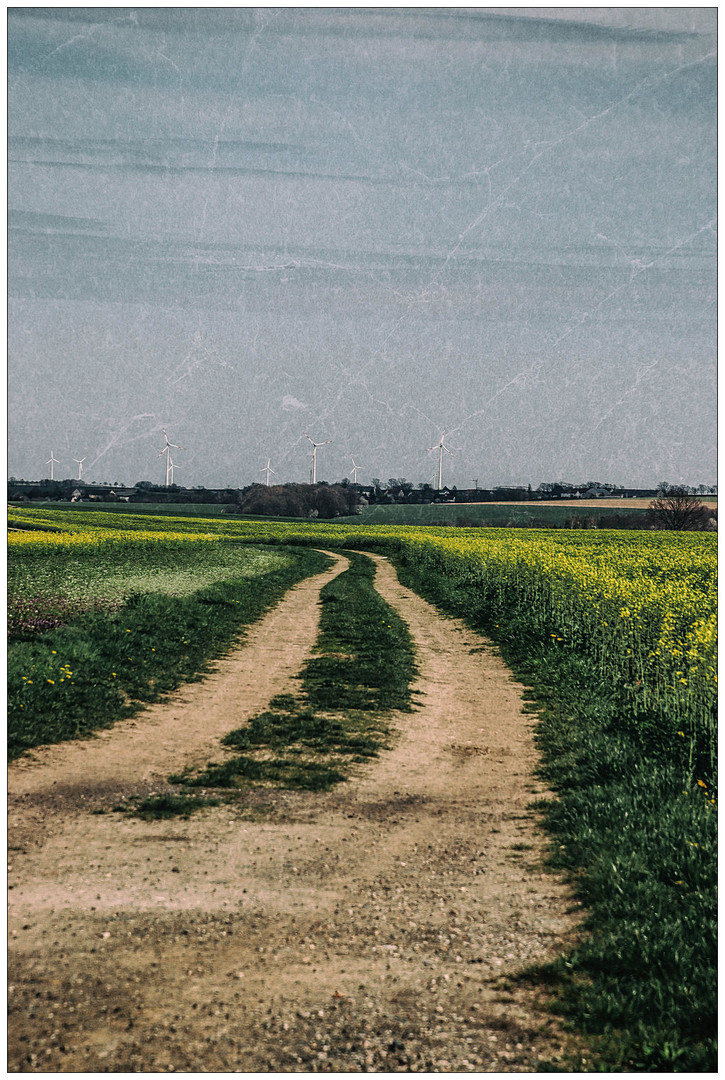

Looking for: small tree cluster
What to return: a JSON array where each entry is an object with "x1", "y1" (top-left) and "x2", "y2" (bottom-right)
[
  {"x1": 232, "y1": 482, "x2": 360, "y2": 518},
  {"x1": 647, "y1": 485, "x2": 715, "y2": 531}
]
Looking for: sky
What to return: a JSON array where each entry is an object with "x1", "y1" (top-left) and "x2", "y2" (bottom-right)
[{"x1": 7, "y1": 6, "x2": 717, "y2": 489}]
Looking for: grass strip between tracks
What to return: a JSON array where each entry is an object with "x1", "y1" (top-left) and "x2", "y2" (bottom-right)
[
  {"x1": 129, "y1": 551, "x2": 417, "y2": 816},
  {"x1": 8, "y1": 546, "x2": 331, "y2": 761},
  {"x1": 390, "y1": 554, "x2": 716, "y2": 1073}
]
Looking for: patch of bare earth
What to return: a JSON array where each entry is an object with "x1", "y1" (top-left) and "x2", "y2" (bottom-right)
[{"x1": 8, "y1": 553, "x2": 583, "y2": 1072}]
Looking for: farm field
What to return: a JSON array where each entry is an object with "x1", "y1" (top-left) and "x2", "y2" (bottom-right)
[
  {"x1": 8, "y1": 539, "x2": 292, "y2": 636},
  {"x1": 13, "y1": 494, "x2": 716, "y2": 531},
  {"x1": 8, "y1": 519, "x2": 331, "y2": 758},
  {"x1": 31, "y1": 500, "x2": 232, "y2": 516},
  {"x1": 338, "y1": 500, "x2": 651, "y2": 527},
  {"x1": 6, "y1": 500, "x2": 648, "y2": 532},
  {"x1": 532, "y1": 497, "x2": 717, "y2": 509},
  {"x1": 7, "y1": 508, "x2": 717, "y2": 1070}
]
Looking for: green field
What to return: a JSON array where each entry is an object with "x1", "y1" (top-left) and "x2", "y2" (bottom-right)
[
  {"x1": 338, "y1": 500, "x2": 649, "y2": 528},
  {"x1": 7, "y1": 507, "x2": 717, "y2": 1070},
  {"x1": 12, "y1": 498, "x2": 650, "y2": 528},
  {"x1": 13, "y1": 500, "x2": 232, "y2": 516}
]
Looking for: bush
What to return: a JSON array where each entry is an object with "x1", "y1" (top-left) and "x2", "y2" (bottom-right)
[{"x1": 234, "y1": 483, "x2": 360, "y2": 518}]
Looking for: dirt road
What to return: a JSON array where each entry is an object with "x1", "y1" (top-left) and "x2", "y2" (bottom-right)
[{"x1": 8, "y1": 553, "x2": 582, "y2": 1072}]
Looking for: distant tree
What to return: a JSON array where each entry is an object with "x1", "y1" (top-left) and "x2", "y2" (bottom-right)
[
  {"x1": 647, "y1": 485, "x2": 711, "y2": 531},
  {"x1": 235, "y1": 482, "x2": 358, "y2": 519}
]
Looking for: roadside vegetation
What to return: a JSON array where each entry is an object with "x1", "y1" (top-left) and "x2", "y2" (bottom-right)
[{"x1": 388, "y1": 539, "x2": 716, "y2": 1072}]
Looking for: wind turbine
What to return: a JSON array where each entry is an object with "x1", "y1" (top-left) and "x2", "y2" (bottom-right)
[
  {"x1": 304, "y1": 433, "x2": 331, "y2": 485},
  {"x1": 158, "y1": 428, "x2": 183, "y2": 487},
  {"x1": 427, "y1": 430, "x2": 453, "y2": 490},
  {"x1": 350, "y1": 457, "x2": 361, "y2": 484},
  {"x1": 261, "y1": 459, "x2": 277, "y2": 486},
  {"x1": 73, "y1": 457, "x2": 86, "y2": 481},
  {"x1": 46, "y1": 451, "x2": 59, "y2": 481}
]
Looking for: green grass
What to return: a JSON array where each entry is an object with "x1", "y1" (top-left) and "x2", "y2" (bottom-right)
[
  {"x1": 13, "y1": 500, "x2": 232, "y2": 516},
  {"x1": 336, "y1": 501, "x2": 650, "y2": 528},
  {"x1": 10, "y1": 501, "x2": 307, "y2": 523},
  {"x1": 169, "y1": 552, "x2": 417, "y2": 797},
  {"x1": 8, "y1": 546, "x2": 331, "y2": 760},
  {"x1": 8, "y1": 543, "x2": 291, "y2": 636},
  {"x1": 390, "y1": 554, "x2": 716, "y2": 1072}
]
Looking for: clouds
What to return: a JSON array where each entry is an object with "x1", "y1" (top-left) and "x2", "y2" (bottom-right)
[{"x1": 7, "y1": 8, "x2": 717, "y2": 488}]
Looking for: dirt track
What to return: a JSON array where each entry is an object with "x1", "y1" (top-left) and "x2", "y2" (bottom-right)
[{"x1": 8, "y1": 553, "x2": 582, "y2": 1072}]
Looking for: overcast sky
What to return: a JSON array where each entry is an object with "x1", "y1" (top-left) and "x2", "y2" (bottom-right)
[{"x1": 8, "y1": 7, "x2": 717, "y2": 489}]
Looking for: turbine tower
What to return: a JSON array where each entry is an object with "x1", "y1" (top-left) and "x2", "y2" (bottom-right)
[
  {"x1": 261, "y1": 459, "x2": 277, "y2": 486},
  {"x1": 46, "y1": 451, "x2": 59, "y2": 481},
  {"x1": 350, "y1": 457, "x2": 361, "y2": 484},
  {"x1": 304, "y1": 433, "x2": 331, "y2": 485},
  {"x1": 158, "y1": 428, "x2": 183, "y2": 487},
  {"x1": 427, "y1": 430, "x2": 453, "y2": 490},
  {"x1": 73, "y1": 457, "x2": 86, "y2": 481}
]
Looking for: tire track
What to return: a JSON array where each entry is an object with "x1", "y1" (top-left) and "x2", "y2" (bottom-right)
[{"x1": 8, "y1": 551, "x2": 583, "y2": 1072}]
